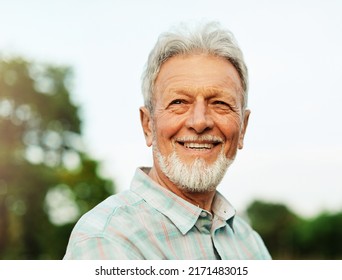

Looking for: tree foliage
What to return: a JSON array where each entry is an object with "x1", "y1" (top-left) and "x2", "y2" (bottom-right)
[
  {"x1": 0, "y1": 57, "x2": 114, "y2": 259},
  {"x1": 247, "y1": 200, "x2": 342, "y2": 259}
]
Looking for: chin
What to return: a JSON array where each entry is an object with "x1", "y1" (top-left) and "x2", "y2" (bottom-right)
[{"x1": 156, "y1": 148, "x2": 234, "y2": 193}]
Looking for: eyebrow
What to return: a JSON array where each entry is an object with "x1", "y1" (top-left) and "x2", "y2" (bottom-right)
[{"x1": 167, "y1": 86, "x2": 239, "y2": 101}]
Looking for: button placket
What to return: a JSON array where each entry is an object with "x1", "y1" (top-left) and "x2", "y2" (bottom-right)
[{"x1": 195, "y1": 211, "x2": 212, "y2": 234}]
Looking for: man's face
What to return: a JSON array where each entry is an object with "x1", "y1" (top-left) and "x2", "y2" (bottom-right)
[{"x1": 141, "y1": 54, "x2": 250, "y2": 191}]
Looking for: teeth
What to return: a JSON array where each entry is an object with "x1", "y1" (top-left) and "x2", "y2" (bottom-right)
[{"x1": 184, "y1": 142, "x2": 213, "y2": 149}]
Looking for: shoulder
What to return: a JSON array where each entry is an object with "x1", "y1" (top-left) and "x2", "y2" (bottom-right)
[
  {"x1": 64, "y1": 190, "x2": 156, "y2": 259},
  {"x1": 69, "y1": 190, "x2": 144, "y2": 241},
  {"x1": 232, "y1": 215, "x2": 272, "y2": 259},
  {"x1": 232, "y1": 215, "x2": 263, "y2": 241},
  {"x1": 232, "y1": 215, "x2": 255, "y2": 236}
]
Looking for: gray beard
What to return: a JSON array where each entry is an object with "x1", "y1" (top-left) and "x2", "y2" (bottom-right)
[{"x1": 154, "y1": 145, "x2": 234, "y2": 193}]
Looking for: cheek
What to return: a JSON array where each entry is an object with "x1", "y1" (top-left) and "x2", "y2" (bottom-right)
[
  {"x1": 219, "y1": 117, "x2": 242, "y2": 140},
  {"x1": 153, "y1": 114, "x2": 185, "y2": 143},
  {"x1": 219, "y1": 120, "x2": 243, "y2": 156}
]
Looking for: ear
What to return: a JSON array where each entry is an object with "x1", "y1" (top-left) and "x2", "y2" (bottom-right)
[
  {"x1": 140, "y1": 106, "x2": 153, "y2": 147},
  {"x1": 238, "y1": 109, "x2": 250, "y2": 149}
]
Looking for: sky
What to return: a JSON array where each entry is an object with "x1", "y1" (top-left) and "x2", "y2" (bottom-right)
[{"x1": 0, "y1": 0, "x2": 341, "y2": 217}]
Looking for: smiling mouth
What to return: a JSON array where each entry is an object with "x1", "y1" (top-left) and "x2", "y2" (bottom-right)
[
  {"x1": 178, "y1": 142, "x2": 216, "y2": 150},
  {"x1": 176, "y1": 136, "x2": 223, "y2": 150}
]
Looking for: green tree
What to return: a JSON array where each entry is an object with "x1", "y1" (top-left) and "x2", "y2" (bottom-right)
[
  {"x1": 247, "y1": 200, "x2": 342, "y2": 259},
  {"x1": 246, "y1": 200, "x2": 301, "y2": 259},
  {"x1": 293, "y1": 211, "x2": 342, "y2": 259},
  {"x1": 0, "y1": 57, "x2": 115, "y2": 259}
]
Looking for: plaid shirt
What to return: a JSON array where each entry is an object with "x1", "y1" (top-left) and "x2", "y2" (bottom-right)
[{"x1": 64, "y1": 167, "x2": 271, "y2": 259}]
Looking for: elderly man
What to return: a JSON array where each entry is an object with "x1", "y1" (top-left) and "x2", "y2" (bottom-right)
[{"x1": 64, "y1": 21, "x2": 271, "y2": 260}]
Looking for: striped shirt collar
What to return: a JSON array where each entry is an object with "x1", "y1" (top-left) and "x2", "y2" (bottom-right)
[{"x1": 131, "y1": 167, "x2": 236, "y2": 235}]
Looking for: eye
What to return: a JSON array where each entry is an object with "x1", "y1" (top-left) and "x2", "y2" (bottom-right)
[
  {"x1": 167, "y1": 98, "x2": 189, "y2": 113},
  {"x1": 212, "y1": 100, "x2": 236, "y2": 112},
  {"x1": 170, "y1": 99, "x2": 185, "y2": 105},
  {"x1": 213, "y1": 100, "x2": 229, "y2": 106}
]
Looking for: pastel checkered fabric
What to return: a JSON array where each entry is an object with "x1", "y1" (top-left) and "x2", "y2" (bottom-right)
[{"x1": 64, "y1": 168, "x2": 271, "y2": 259}]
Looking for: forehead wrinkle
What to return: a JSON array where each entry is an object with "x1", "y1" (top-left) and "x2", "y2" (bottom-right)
[{"x1": 165, "y1": 86, "x2": 240, "y2": 102}]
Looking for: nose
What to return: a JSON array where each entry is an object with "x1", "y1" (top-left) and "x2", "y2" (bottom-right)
[{"x1": 185, "y1": 101, "x2": 214, "y2": 133}]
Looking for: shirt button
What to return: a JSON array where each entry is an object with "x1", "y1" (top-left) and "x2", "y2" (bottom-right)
[{"x1": 200, "y1": 212, "x2": 208, "y2": 218}]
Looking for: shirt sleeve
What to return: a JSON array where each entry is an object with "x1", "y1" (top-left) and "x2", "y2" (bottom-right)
[
  {"x1": 63, "y1": 236, "x2": 144, "y2": 260},
  {"x1": 251, "y1": 231, "x2": 272, "y2": 260}
]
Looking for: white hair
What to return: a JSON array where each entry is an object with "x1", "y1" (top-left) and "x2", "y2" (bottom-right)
[{"x1": 141, "y1": 21, "x2": 248, "y2": 113}]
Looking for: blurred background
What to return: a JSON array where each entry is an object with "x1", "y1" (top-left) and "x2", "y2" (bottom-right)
[{"x1": 0, "y1": 0, "x2": 341, "y2": 259}]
